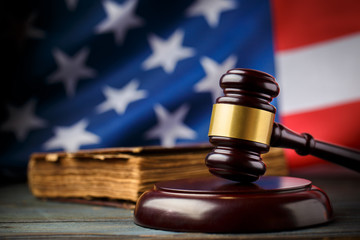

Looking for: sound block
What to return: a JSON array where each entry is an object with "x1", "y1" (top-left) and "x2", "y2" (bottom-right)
[{"x1": 134, "y1": 176, "x2": 333, "y2": 233}]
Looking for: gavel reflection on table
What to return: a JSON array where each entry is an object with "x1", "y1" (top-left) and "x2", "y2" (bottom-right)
[{"x1": 134, "y1": 69, "x2": 360, "y2": 233}]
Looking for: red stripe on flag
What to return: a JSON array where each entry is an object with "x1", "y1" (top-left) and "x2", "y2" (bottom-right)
[
  {"x1": 272, "y1": 0, "x2": 360, "y2": 51},
  {"x1": 282, "y1": 100, "x2": 360, "y2": 168}
]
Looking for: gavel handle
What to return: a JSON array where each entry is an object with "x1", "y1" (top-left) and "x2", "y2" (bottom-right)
[{"x1": 270, "y1": 122, "x2": 360, "y2": 172}]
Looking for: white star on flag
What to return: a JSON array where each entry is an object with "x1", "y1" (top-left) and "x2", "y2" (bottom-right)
[
  {"x1": 142, "y1": 29, "x2": 195, "y2": 74},
  {"x1": 48, "y1": 47, "x2": 97, "y2": 97},
  {"x1": 26, "y1": 14, "x2": 46, "y2": 39},
  {"x1": 186, "y1": 0, "x2": 237, "y2": 28},
  {"x1": 95, "y1": 0, "x2": 144, "y2": 45},
  {"x1": 43, "y1": 119, "x2": 100, "y2": 152},
  {"x1": 65, "y1": 0, "x2": 79, "y2": 11},
  {"x1": 0, "y1": 100, "x2": 47, "y2": 141},
  {"x1": 194, "y1": 55, "x2": 237, "y2": 102},
  {"x1": 96, "y1": 79, "x2": 147, "y2": 115},
  {"x1": 145, "y1": 104, "x2": 196, "y2": 147}
]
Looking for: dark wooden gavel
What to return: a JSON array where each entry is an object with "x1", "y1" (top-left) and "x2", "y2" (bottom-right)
[{"x1": 206, "y1": 68, "x2": 360, "y2": 182}]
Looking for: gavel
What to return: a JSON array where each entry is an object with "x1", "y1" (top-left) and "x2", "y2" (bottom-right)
[{"x1": 206, "y1": 68, "x2": 360, "y2": 182}]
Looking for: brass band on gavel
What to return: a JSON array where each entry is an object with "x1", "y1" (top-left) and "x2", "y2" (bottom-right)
[{"x1": 208, "y1": 103, "x2": 275, "y2": 145}]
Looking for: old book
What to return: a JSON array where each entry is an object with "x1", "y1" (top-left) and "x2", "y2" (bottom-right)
[{"x1": 28, "y1": 145, "x2": 287, "y2": 207}]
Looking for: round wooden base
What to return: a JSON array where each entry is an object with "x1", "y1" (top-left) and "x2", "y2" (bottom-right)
[{"x1": 134, "y1": 176, "x2": 333, "y2": 233}]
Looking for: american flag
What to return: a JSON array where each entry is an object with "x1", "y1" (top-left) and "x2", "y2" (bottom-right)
[{"x1": 0, "y1": 0, "x2": 278, "y2": 178}]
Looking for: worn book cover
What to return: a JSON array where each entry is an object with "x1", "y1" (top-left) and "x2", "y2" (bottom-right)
[{"x1": 28, "y1": 144, "x2": 287, "y2": 208}]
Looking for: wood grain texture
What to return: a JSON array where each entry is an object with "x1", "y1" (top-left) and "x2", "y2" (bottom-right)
[{"x1": 1, "y1": 167, "x2": 359, "y2": 239}]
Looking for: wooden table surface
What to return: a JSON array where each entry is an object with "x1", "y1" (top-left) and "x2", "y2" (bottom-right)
[{"x1": 1, "y1": 167, "x2": 359, "y2": 239}]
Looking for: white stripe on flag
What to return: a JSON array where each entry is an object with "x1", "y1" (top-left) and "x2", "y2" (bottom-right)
[{"x1": 276, "y1": 32, "x2": 360, "y2": 114}]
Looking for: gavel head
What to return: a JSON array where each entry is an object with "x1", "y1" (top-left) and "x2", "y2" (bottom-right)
[{"x1": 206, "y1": 68, "x2": 280, "y2": 182}]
